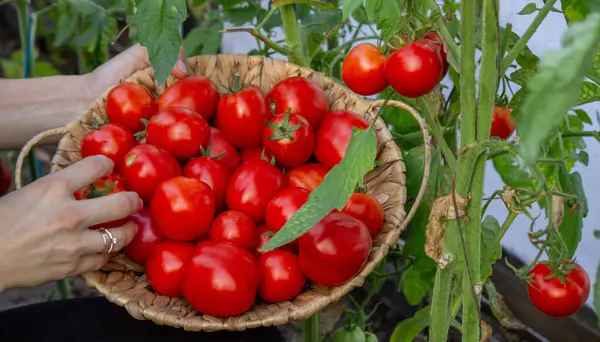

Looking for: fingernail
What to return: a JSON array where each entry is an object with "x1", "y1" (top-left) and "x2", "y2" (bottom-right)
[
  {"x1": 176, "y1": 60, "x2": 187, "y2": 75},
  {"x1": 133, "y1": 223, "x2": 139, "y2": 235},
  {"x1": 138, "y1": 198, "x2": 144, "y2": 209}
]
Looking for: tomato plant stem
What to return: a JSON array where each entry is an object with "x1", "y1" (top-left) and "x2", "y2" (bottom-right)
[
  {"x1": 220, "y1": 28, "x2": 288, "y2": 56},
  {"x1": 500, "y1": 0, "x2": 557, "y2": 75},
  {"x1": 417, "y1": 98, "x2": 457, "y2": 169},
  {"x1": 303, "y1": 314, "x2": 319, "y2": 342},
  {"x1": 280, "y1": 5, "x2": 309, "y2": 67}
]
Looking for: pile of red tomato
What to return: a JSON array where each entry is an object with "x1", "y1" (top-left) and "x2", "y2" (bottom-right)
[
  {"x1": 75, "y1": 75, "x2": 385, "y2": 318},
  {"x1": 341, "y1": 32, "x2": 449, "y2": 98}
]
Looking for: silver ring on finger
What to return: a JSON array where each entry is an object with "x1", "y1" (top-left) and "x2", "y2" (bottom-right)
[{"x1": 98, "y1": 228, "x2": 117, "y2": 254}]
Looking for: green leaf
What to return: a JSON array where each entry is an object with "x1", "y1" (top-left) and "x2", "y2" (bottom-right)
[
  {"x1": 133, "y1": 0, "x2": 187, "y2": 85},
  {"x1": 577, "y1": 150, "x2": 590, "y2": 166},
  {"x1": 517, "y1": 13, "x2": 600, "y2": 164},
  {"x1": 224, "y1": 6, "x2": 256, "y2": 25},
  {"x1": 272, "y1": 0, "x2": 339, "y2": 11},
  {"x1": 480, "y1": 215, "x2": 502, "y2": 281},
  {"x1": 404, "y1": 146, "x2": 428, "y2": 199},
  {"x1": 261, "y1": 127, "x2": 378, "y2": 250},
  {"x1": 561, "y1": 0, "x2": 600, "y2": 23},
  {"x1": 518, "y1": 3, "x2": 537, "y2": 15},
  {"x1": 568, "y1": 171, "x2": 589, "y2": 217},
  {"x1": 390, "y1": 306, "x2": 430, "y2": 342},
  {"x1": 579, "y1": 81, "x2": 600, "y2": 104},
  {"x1": 343, "y1": 0, "x2": 364, "y2": 21},
  {"x1": 491, "y1": 153, "x2": 533, "y2": 189},
  {"x1": 53, "y1": 2, "x2": 76, "y2": 46},
  {"x1": 352, "y1": 4, "x2": 371, "y2": 24},
  {"x1": 365, "y1": 0, "x2": 403, "y2": 43},
  {"x1": 401, "y1": 260, "x2": 436, "y2": 305},
  {"x1": 184, "y1": 23, "x2": 223, "y2": 56},
  {"x1": 574, "y1": 109, "x2": 592, "y2": 124}
]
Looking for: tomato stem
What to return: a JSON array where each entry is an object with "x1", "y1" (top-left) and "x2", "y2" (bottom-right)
[
  {"x1": 303, "y1": 314, "x2": 319, "y2": 342},
  {"x1": 280, "y1": 5, "x2": 309, "y2": 67},
  {"x1": 417, "y1": 97, "x2": 457, "y2": 169},
  {"x1": 267, "y1": 109, "x2": 301, "y2": 141}
]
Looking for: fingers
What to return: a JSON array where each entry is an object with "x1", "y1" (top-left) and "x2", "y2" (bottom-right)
[
  {"x1": 76, "y1": 190, "x2": 142, "y2": 227},
  {"x1": 171, "y1": 47, "x2": 188, "y2": 79},
  {"x1": 52, "y1": 156, "x2": 114, "y2": 193},
  {"x1": 70, "y1": 254, "x2": 109, "y2": 276},
  {"x1": 80, "y1": 221, "x2": 138, "y2": 255}
]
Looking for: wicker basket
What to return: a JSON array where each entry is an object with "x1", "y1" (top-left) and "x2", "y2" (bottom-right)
[{"x1": 15, "y1": 55, "x2": 430, "y2": 332}]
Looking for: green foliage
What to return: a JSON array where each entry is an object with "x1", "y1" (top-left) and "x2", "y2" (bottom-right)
[
  {"x1": 518, "y1": 3, "x2": 538, "y2": 15},
  {"x1": 480, "y1": 215, "x2": 502, "y2": 280},
  {"x1": 1, "y1": 50, "x2": 58, "y2": 78},
  {"x1": 366, "y1": 0, "x2": 403, "y2": 44},
  {"x1": 342, "y1": 0, "x2": 364, "y2": 21},
  {"x1": 390, "y1": 306, "x2": 430, "y2": 342}
]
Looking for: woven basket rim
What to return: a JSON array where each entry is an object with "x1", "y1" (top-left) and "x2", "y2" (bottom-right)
[{"x1": 15, "y1": 54, "x2": 430, "y2": 332}]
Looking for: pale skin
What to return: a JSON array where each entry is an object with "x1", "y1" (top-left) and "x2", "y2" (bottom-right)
[{"x1": 0, "y1": 44, "x2": 187, "y2": 292}]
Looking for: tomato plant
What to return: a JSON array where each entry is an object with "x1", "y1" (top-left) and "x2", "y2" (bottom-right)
[
  {"x1": 182, "y1": 241, "x2": 259, "y2": 318},
  {"x1": 146, "y1": 241, "x2": 195, "y2": 297},
  {"x1": 314, "y1": 110, "x2": 369, "y2": 167},
  {"x1": 342, "y1": 43, "x2": 388, "y2": 96},
  {"x1": 105, "y1": 82, "x2": 157, "y2": 133},
  {"x1": 120, "y1": 145, "x2": 182, "y2": 203},
  {"x1": 209, "y1": 210, "x2": 257, "y2": 251},
  {"x1": 257, "y1": 250, "x2": 306, "y2": 303},
  {"x1": 80, "y1": 123, "x2": 134, "y2": 169},
  {"x1": 123, "y1": 207, "x2": 164, "y2": 264},
  {"x1": 183, "y1": 155, "x2": 231, "y2": 212},
  {"x1": 267, "y1": 77, "x2": 330, "y2": 128},
  {"x1": 262, "y1": 110, "x2": 315, "y2": 168},
  {"x1": 157, "y1": 76, "x2": 220, "y2": 121},
  {"x1": 151, "y1": 176, "x2": 215, "y2": 241}
]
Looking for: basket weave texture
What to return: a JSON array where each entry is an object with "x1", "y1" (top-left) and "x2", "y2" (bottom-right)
[{"x1": 25, "y1": 55, "x2": 425, "y2": 332}]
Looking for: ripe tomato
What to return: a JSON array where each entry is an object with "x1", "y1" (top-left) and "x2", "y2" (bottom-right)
[
  {"x1": 227, "y1": 160, "x2": 287, "y2": 222},
  {"x1": 299, "y1": 212, "x2": 372, "y2": 286},
  {"x1": 81, "y1": 123, "x2": 134, "y2": 170},
  {"x1": 157, "y1": 76, "x2": 220, "y2": 120},
  {"x1": 215, "y1": 85, "x2": 270, "y2": 148},
  {"x1": 151, "y1": 176, "x2": 215, "y2": 241},
  {"x1": 314, "y1": 110, "x2": 369, "y2": 167},
  {"x1": 262, "y1": 111, "x2": 315, "y2": 168},
  {"x1": 341, "y1": 193, "x2": 384, "y2": 237},
  {"x1": 145, "y1": 107, "x2": 210, "y2": 160},
  {"x1": 207, "y1": 127, "x2": 241, "y2": 171},
  {"x1": 209, "y1": 210, "x2": 257, "y2": 251},
  {"x1": 73, "y1": 174, "x2": 130, "y2": 230},
  {"x1": 146, "y1": 241, "x2": 195, "y2": 297},
  {"x1": 123, "y1": 207, "x2": 164, "y2": 264},
  {"x1": 105, "y1": 82, "x2": 157, "y2": 133},
  {"x1": 0, "y1": 157, "x2": 11, "y2": 196},
  {"x1": 121, "y1": 145, "x2": 182, "y2": 202},
  {"x1": 257, "y1": 250, "x2": 306, "y2": 303},
  {"x1": 183, "y1": 156, "x2": 231, "y2": 212},
  {"x1": 285, "y1": 163, "x2": 330, "y2": 192},
  {"x1": 425, "y1": 32, "x2": 449, "y2": 78},
  {"x1": 265, "y1": 187, "x2": 310, "y2": 234},
  {"x1": 384, "y1": 39, "x2": 444, "y2": 98},
  {"x1": 267, "y1": 77, "x2": 329, "y2": 128},
  {"x1": 255, "y1": 225, "x2": 298, "y2": 256},
  {"x1": 240, "y1": 147, "x2": 274, "y2": 164},
  {"x1": 342, "y1": 43, "x2": 388, "y2": 96},
  {"x1": 527, "y1": 261, "x2": 590, "y2": 318},
  {"x1": 490, "y1": 106, "x2": 516, "y2": 140},
  {"x1": 182, "y1": 241, "x2": 259, "y2": 317}
]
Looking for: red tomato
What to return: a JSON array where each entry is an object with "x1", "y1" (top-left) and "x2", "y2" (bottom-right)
[
  {"x1": 146, "y1": 241, "x2": 195, "y2": 297},
  {"x1": 105, "y1": 82, "x2": 157, "y2": 133},
  {"x1": 209, "y1": 210, "x2": 257, "y2": 251},
  {"x1": 182, "y1": 241, "x2": 259, "y2": 317},
  {"x1": 0, "y1": 157, "x2": 11, "y2": 196},
  {"x1": 384, "y1": 39, "x2": 444, "y2": 98},
  {"x1": 73, "y1": 174, "x2": 130, "y2": 230},
  {"x1": 314, "y1": 110, "x2": 369, "y2": 167},
  {"x1": 121, "y1": 145, "x2": 182, "y2": 202},
  {"x1": 157, "y1": 76, "x2": 220, "y2": 120},
  {"x1": 81, "y1": 123, "x2": 134, "y2": 170},
  {"x1": 258, "y1": 250, "x2": 306, "y2": 303},
  {"x1": 299, "y1": 212, "x2": 372, "y2": 286},
  {"x1": 341, "y1": 193, "x2": 384, "y2": 237},
  {"x1": 262, "y1": 111, "x2": 315, "y2": 168},
  {"x1": 123, "y1": 207, "x2": 164, "y2": 263},
  {"x1": 255, "y1": 225, "x2": 298, "y2": 256},
  {"x1": 342, "y1": 43, "x2": 388, "y2": 96},
  {"x1": 285, "y1": 163, "x2": 330, "y2": 192},
  {"x1": 267, "y1": 77, "x2": 329, "y2": 128},
  {"x1": 207, "y1": 127, "x2": 241, "y2": 171},
  {"x1": 183, "y1": 156, "x2": 231, "y2": 212},
  {"x1": 151, "y1": 176, "x2": 215, "y2": 241},
  {"x1": 490, "y1": 106, "x2": 516, "y2": 140},
  {"x1": 265, "y1": 187, "x2": 310, "y2": 234},
  {"x1": 227, "y1": 160, "x2": 287, "y2": 222},
  {"x1": 425, "y1": 32, "x2": 449, "y2": 78},
  {"x1": 145, "y1": 107, "x2": 210, "y2": 160},
  {"x1": 240, "y1": 147, "x2": 275, "y2": 164},
  {"x1": 215, "y1": 85, "x2": 270, "y2": 148},
  {"x1": 527, "y1": 261, "x2": 590, "y2": 318}
]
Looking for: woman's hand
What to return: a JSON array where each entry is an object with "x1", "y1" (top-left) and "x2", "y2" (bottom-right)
[{"x1": 0, "y1": 156, "x2": 142, "y2": 292}]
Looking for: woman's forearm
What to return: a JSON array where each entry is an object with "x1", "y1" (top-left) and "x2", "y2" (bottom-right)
[{"x1": 0, "y1": 74, "x2": 94, "y2": 149}]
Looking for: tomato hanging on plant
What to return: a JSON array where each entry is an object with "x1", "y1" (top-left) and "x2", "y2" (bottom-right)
[
  {"x1": 527, "y1": 261, "x2": 590, "y2": 318},
  {"x1": 257, "y1": 250, "x2": 306, "y2": 303},
  {"x1": 80, "y1": 123, "x2": 134, "y2": 170},
  {"x1": 216, "y1": 84, "x2": 270, "y2": 148},
  {"x1": 314, "y1": 110, "x2": 369, "y2": 167},
  {"x1": 424, "y1": 32, "x2": 449, "y2": 78},
  {"x1": 157, "y1": 76, "x2": 220, "y2": 121},
  {"x1": 490, "y1": 106, "x2": 516, "y2": 140},
  {"x1": 105, "y1": 82, "x2": 157, "y2": 133},
  {"x1": 267, "y1": 77, "x2": 330, "y2": 128},
  {"x1": 262, "y1": 110, "x2": 315, "y2": 168},
  {"x1": 146, "y1": 241, "x2": 195, "y2": 297},
  {"x1": 342, "y1": 43, "x2": 388, "y2": 96}
]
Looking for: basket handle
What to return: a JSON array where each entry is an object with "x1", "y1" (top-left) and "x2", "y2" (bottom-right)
[
  {"x1": 15, "y1": 127, "x2": 70, "y2": 190},
  {"x1": 370, "y1": 99, "x2": 431, "y2": 231}
]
